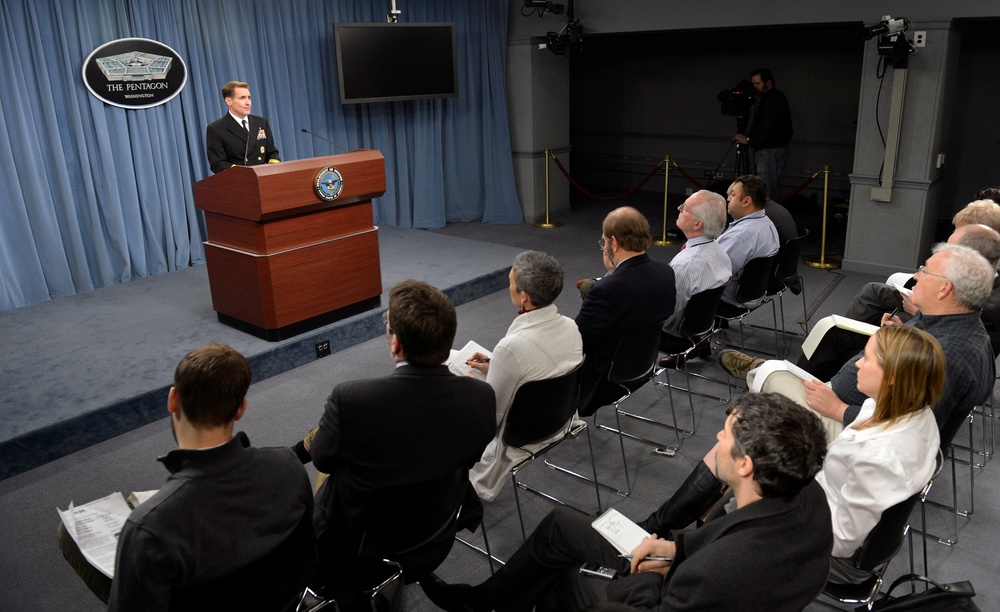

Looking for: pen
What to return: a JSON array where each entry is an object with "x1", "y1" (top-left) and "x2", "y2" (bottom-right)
[
  {"x1": 468, "y1": 357, "x2": 490, "y2": 364},
  {"x1": 886, "y1": 306, "x2": 900, "y2": 321},
  {"x1": 618, "y1": 554, "x2": 673, "y2": 562}
]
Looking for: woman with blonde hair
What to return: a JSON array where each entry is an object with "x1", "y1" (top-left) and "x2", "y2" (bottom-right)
[{"x1": 819, "y1": 324, "x2": 943, "y2": 584}]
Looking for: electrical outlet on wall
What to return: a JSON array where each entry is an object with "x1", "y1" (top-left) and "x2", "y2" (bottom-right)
[
  {"x1": 914, "y1": 31, "x2": 926, "y2": 47},
  {"x1": 316, "y1": 340, "x2": 331, "y2": 358}
]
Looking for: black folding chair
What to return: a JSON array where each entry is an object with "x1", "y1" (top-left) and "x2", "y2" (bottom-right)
[
  {"x1": 606, "y1": 285, "x2": 728, "y2": 453},
  {"x1": 746, "y1": 229, "x2": 811, "y2": 351},
  {"x1": 582, "y1": 320, "x2": 666, "y2": 491},
  {"x1": 819, "y1": 490, "x2": 923, "y2": 610},
  {"x1": 715, "y1": 254, "x2": 780, "y2": 356}
]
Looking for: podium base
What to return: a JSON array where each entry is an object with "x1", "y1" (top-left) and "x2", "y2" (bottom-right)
[{"x1": 218, "y1": 296, "x2": 382, "y2": 342}]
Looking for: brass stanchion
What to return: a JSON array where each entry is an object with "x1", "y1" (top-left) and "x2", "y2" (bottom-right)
[
  {"x1": 804, "y1": 165, "x2": 841, "y2": 269},
  {"x1": 653, "y1": 154, "x2": 681, "y2": 246},
  {"x1": 534, "y1": 147, "x2": 562, "y2": 228}
]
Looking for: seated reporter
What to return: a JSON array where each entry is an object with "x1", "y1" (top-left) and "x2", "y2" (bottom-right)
[
  {"x1": 467, "y1": 251, "x2": 584, "y2": 502},
  {"x1": 819, "y1": 325, "x2": 942, "y2": 583},
  {"x1": 422, "y1": 393, "x2": 832, "y2": 612}
]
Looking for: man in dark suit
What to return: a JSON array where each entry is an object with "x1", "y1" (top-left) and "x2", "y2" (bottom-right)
[
  {"x1": 575, "y1": 206, "x2": 676, "y2": 417},
  {"x1": 306, "y1": 280, "x2": 496, "y2": 609},
  {"x1": 205, "y1": 80, "x2": 280, "y2": 173},
  {"x1": 421, "y1": 393, "x2": 832, "y2": 611}
]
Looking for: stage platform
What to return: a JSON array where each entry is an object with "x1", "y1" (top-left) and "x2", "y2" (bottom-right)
[{"x1": 0, "y1": 225, "x2": 520, "y2": 479}]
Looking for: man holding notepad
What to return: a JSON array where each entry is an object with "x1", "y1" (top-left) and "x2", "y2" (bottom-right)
[{"x1": 421, "y1": 393, "x2": 832, "y2": 612}]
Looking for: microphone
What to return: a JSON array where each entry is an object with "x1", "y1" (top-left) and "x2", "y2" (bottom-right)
[{"x1": 301, "y1": 128, "x2": 350, "y2": 154}]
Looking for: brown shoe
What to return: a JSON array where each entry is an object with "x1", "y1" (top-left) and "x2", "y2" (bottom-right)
[
  {"x1": 658, "y1": 354, "x2": 685, "y2": 369},
  {"x1": 719, "y1": 349, "x2": 765, "y2": 379}
]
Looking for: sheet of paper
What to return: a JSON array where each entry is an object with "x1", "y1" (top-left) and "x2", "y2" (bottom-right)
[
  {"x1": 446, "y1": 340, "x2": 492, "y2": 381},
  {"x1": 58, "y1": 492, "x2": 132, "y2": 578},
  {"x1": 127, "y1": 489, "x2": 159, "y2": 508},
  {"x1": 591, "y1": 507, "x2": 650, "y2": 556},
  {"x1": 800, "y1": 315, "x2": 878, "y2": 359}
]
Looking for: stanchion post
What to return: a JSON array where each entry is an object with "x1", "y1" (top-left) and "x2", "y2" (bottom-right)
[
  {"x1": 804, "y1": 164, "x2": 841, "y2": 270},
  {"x1": 534, "y1": 146, "x2": 562, "y2": 228},
  {"x1": 653, "y1": 154, "x2": 681, "y2": 246}
]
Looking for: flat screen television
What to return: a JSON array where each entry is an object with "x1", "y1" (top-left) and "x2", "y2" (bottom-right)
[{"x1": 334, "y1": 22, "x2": 458, "y2": 104}]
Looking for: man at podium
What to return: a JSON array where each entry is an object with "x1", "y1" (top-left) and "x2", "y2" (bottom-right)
[{"x1": 206, "y1": 80, "x2": 280, "y2": 173}]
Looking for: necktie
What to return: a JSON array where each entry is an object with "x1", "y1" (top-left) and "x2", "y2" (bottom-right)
[{"x1": 242, "y1": 119, "x2": 248, "y2": 131}]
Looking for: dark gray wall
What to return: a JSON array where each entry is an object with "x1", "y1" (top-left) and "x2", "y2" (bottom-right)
[{"x1": 568, "y1": 25, "x2": 863, "y2": 201}]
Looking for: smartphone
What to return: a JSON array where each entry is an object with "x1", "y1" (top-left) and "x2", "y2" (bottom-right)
[{"x1": 579, "y1": 563, "x2": 618, "y2": 581}]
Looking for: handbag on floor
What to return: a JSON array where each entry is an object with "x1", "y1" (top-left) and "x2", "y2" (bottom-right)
[{"x1": 864, "y1": 573, "x2": 979, "y2": 611}]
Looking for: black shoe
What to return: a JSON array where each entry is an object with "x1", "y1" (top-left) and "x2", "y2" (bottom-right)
[{"x1": 420, "y1": 573, "x2": 476, "y2": 612}]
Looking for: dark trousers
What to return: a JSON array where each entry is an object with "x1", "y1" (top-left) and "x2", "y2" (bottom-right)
[
  {"x1": 471, "y1": 508, "x2": 627, "y2": 612},
  {"x1": 795, "y1": 326, "x2": 869, "y2": 381}
]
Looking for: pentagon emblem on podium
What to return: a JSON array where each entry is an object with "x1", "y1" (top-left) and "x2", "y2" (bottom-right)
[{"x1": 314, "y1": 167, "x2": 344, "y2": 201}]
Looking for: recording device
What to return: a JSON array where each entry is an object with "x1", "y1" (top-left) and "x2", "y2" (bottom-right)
[
  {"x1": 717, "y1": 79, "x2": 756, "y2": 119},
  {"x1": 579, "y1": 564, "x2": 617, "y2": 580},
  {"x1": 863, "y1": 15, "x2": 907, "y2": 40},
  {"x1": 862, "y1": 15, "x2": 913, "y2": 69},
  {"x1": 301, "y1": 128, "x2": 350, "y2": 155},
  {"x1": 523, "y1": 0, "x2": 564, "y2": 15}
]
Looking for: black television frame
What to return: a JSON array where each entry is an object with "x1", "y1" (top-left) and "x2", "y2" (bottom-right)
[{"x1": 334, "y1": 22, "x2": 459, "y2": 104}]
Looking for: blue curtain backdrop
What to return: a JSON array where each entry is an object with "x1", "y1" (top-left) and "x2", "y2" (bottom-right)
[{"x1": 0, "y1": 0, "x2": 522, "y2": 311}]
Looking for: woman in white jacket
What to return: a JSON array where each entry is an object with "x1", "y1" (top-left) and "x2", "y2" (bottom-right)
[
  {"x1": 467, "y1": 251, "x2": 584, "y2": 502},
  {"x1": 817, "y1": 324, "x2": 944, "y2": 584}
]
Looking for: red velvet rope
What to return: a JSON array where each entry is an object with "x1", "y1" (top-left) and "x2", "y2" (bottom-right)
[
  {"x1": 550, "y1": 154, "x2": 663, "y2": 201},
  {"x1": 776, "y1": 171, "x2": 820, "y2": 204},
  {"x1": 668, "y1": 161, "x2": 705, "y2": 190}
]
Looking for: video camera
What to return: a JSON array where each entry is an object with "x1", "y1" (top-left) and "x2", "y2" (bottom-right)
[{"x1": 717, "y1": 80, "x2": 756, "y2": 118}]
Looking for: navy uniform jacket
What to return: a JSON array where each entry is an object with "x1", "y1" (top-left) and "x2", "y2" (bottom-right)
[{"x1": 206, "y1": 113, "x2": 279, "y2": 173}]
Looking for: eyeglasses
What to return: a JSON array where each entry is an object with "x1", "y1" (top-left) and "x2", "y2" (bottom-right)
[
  {"x1": 381, "y1": 311, "x2": 390, "y2": 327},
  {"x1": 598, "y1": 238, "x2": 607, "y2": 250},
  {"x1": 916, "y1": 265, "x2": 949, "y2": 282},
  {"x1": 678, "y1": 204, "x2": 687, "y2": 213}
]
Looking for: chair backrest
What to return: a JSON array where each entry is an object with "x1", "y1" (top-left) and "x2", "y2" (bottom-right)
[
  {"x1": 678, "y1": 285, "x2": 727, "y2": 338},
  {"x1": 939, "y1": 405, "x2": 975, "y2": 450},
  {"x1": 355, "y1": 468, "x2": 469, "y2": 582},
  {"x1": 735, "y1": 255, "x2": 777, "y2": 304},
  {"x1": 607, "y1": 320, "x2": 666, "y2": 386},
  {"x1": 503, "y1": 364, "x2": 582, "y2": 449},
  {"x1": 773, "y1": 229, "x2": 808, "y2": 283},
  {"x1": 851, "y1": 490, "x2": 922, "y2": 572},
  {"x1": 171, "y1": 512, "x2": 316, "y2": 612}
]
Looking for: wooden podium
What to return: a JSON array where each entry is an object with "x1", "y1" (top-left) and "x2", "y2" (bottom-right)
[{"x1": 193, "y1": 151, "x2": 385, "y2": 341}]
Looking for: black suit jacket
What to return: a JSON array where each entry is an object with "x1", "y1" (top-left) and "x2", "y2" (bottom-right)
[
  {"x1": 575, "y1": 254, "x2": 676, "y2": 416},
  {"x1": 309, "y1": 364, "x2": 495, "y2": 594},
  {"x1": 606, "y1": 481, "x2": 833, "y2": 611},
  {"x1": 205, "y1": 113, "x2": 279, "y2": 173}
]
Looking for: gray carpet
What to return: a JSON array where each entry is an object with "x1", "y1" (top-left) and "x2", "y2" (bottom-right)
[{"x1": 1, "y1": 194, "x2": 997, "y2": 611}]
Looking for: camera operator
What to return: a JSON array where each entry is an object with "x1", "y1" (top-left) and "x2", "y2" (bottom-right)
[{"x1": 732, "y1": 68, "x2": 793, "y2": 200}]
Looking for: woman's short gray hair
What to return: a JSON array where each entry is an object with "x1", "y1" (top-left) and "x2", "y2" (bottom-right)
[
  {"x1": 511, "y1": 251, "x2": 564, "y2": 308},
  {"x1": 933, "y1": 243, "x2": 994, "y2": 310}
]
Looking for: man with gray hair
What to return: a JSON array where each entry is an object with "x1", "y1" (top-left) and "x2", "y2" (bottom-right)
[
  {"x1": 658, "y1": 190, "x2": 731, "y2": 365},
  {"x1": 753, "y1": 243, "x2": 995, "y2": 440}
]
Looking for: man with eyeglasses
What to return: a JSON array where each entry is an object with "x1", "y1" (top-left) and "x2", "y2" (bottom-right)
[
  {"x1": 573, "y1": 206, "x2": 676, "y2": 417},
  {"x1": 294, "y1": 280, "x2": 496, "y2": 609},
  {"x1": 728, "y1": 244, "x2": 994, "y2": 443}
]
